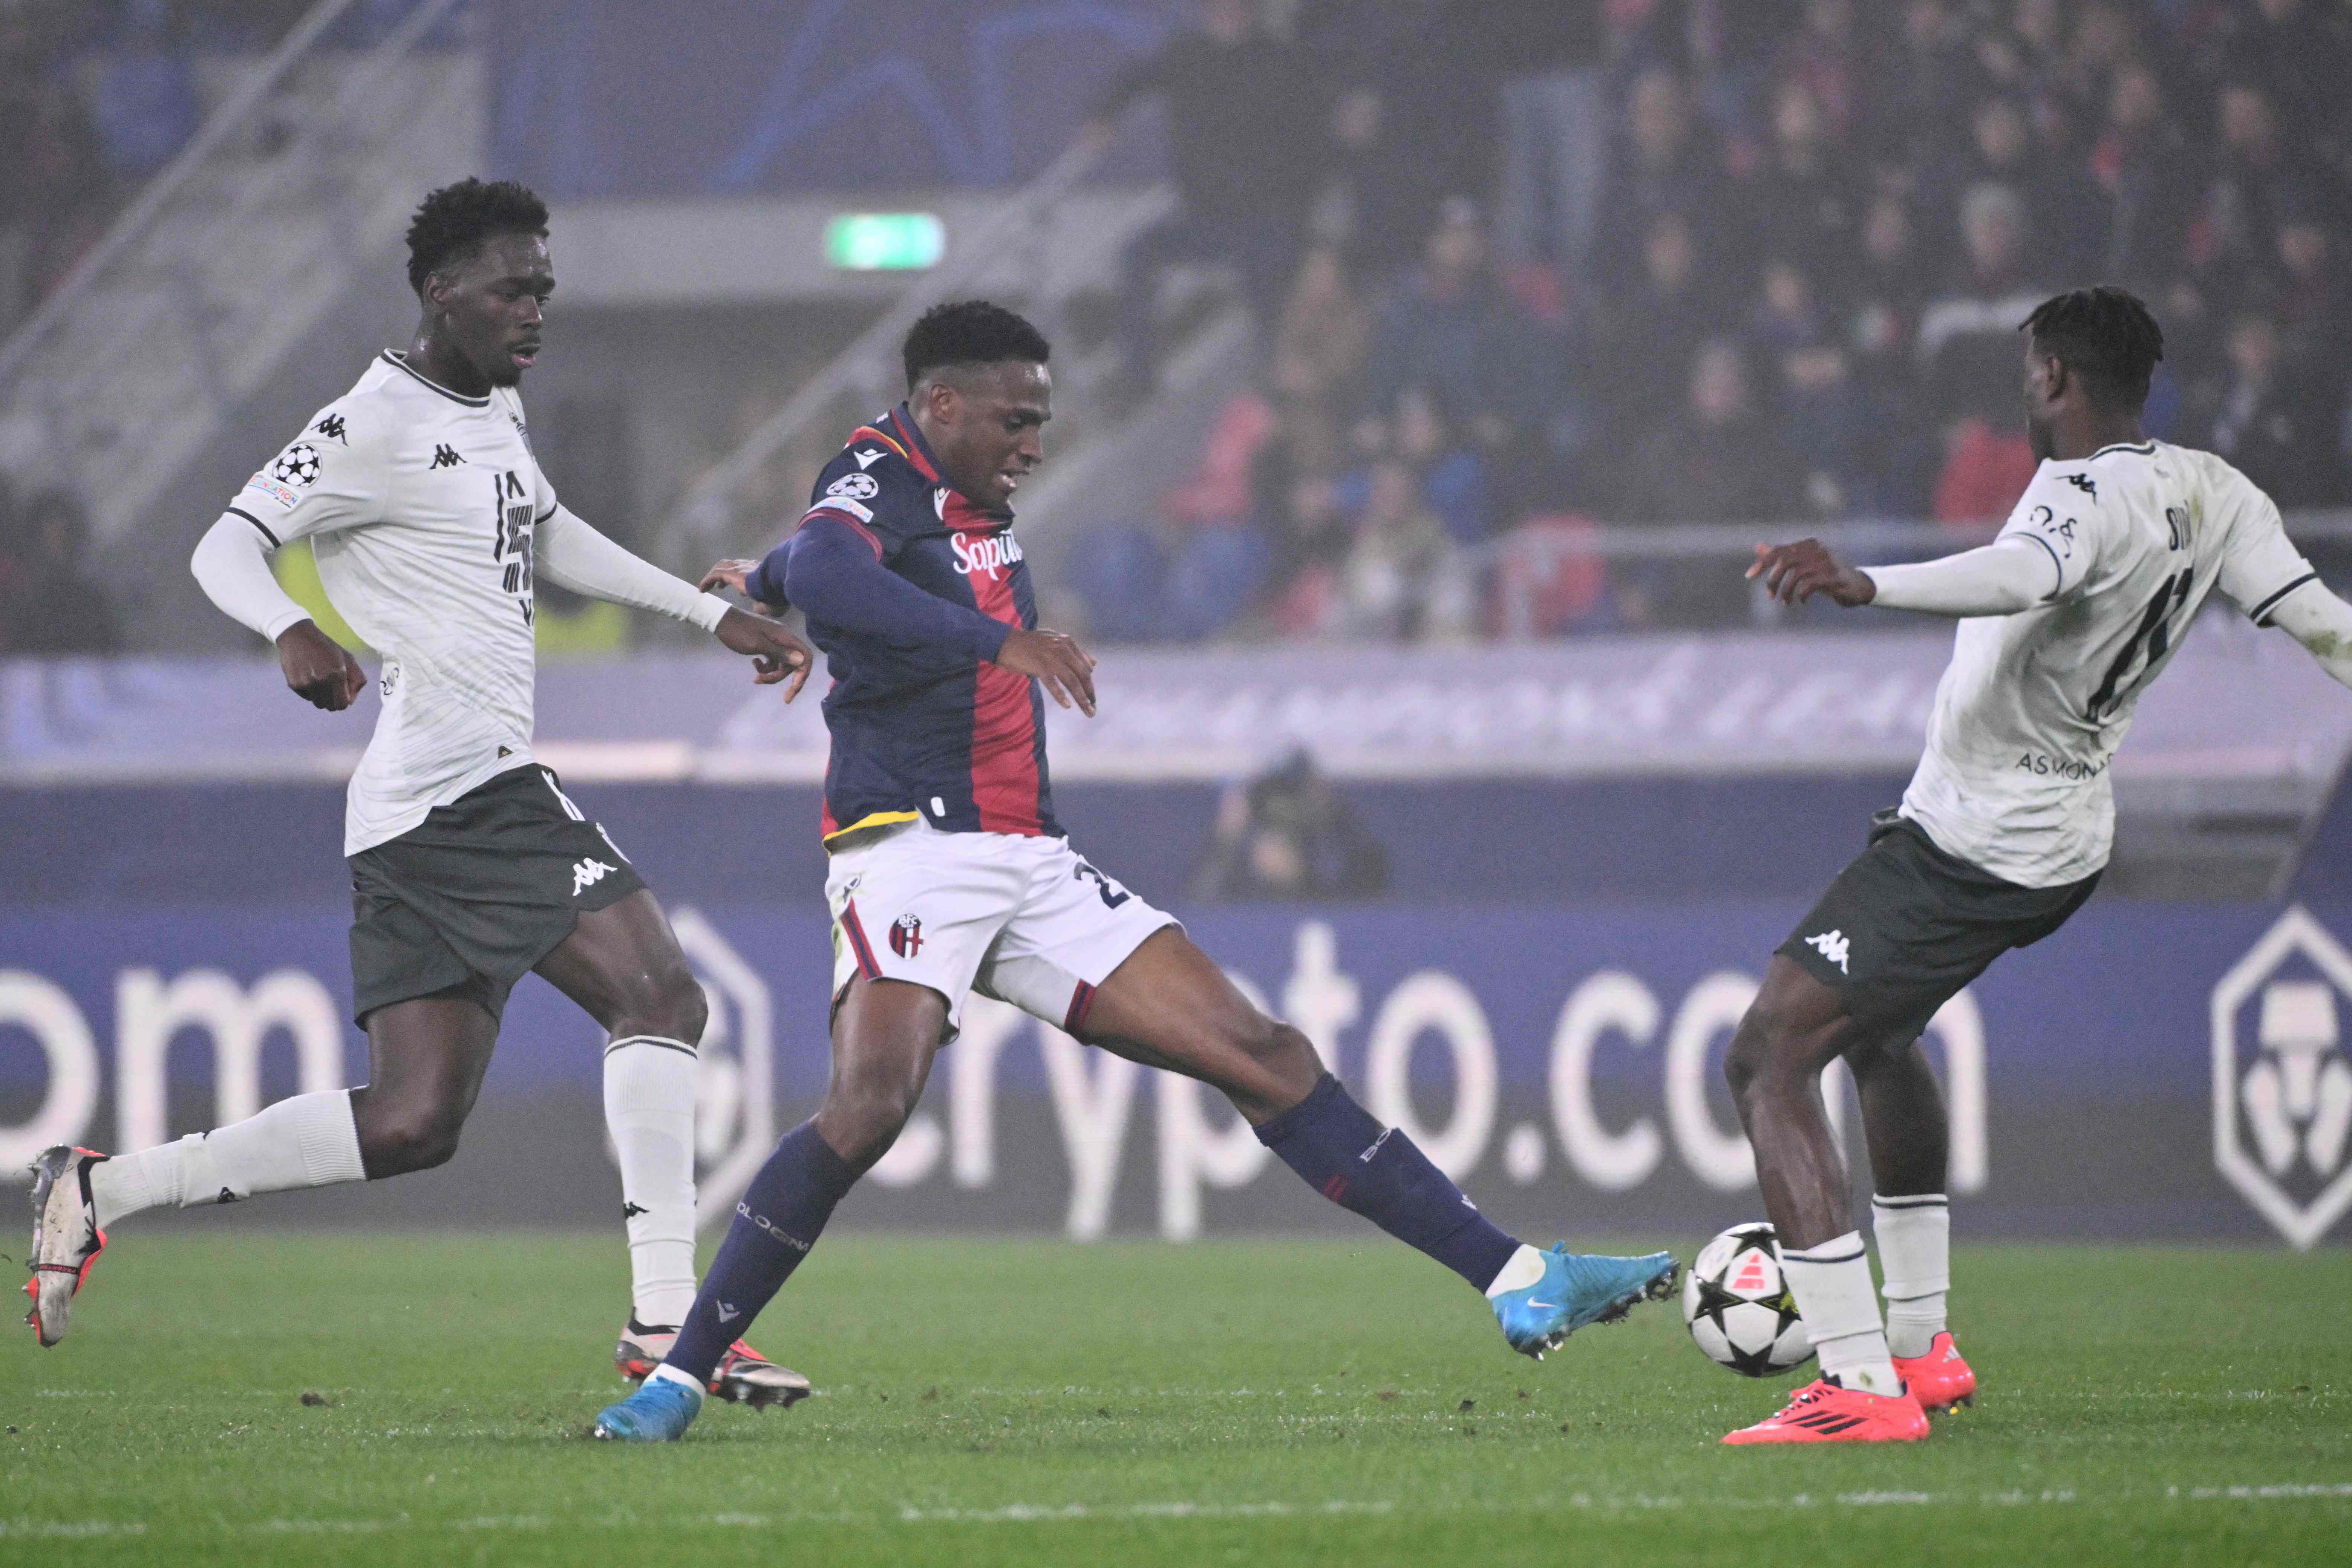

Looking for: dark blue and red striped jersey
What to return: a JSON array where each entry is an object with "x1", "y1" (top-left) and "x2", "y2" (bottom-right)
[{"x1": 788, "y1": 405, "x2": 1057, "y2": 845}]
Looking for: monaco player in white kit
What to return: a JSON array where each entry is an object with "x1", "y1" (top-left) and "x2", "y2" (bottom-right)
[
  {"x1": 24, "y1": 180, "x2": 814, "y2": 1406},
  {"x1": 1718, "y1": 287, "x2": 2352, "y2": 1444}
]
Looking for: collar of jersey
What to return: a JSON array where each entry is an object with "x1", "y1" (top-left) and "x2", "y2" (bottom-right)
[
  {"x1": 2088, "y1": 439, "x2": 2157, "y2": 459},
  {"x1": 871, "y1": 403, "x2": 1017, "y2": 526},
  {"x1": 381, "y1": 350, "x2": 492, "y2": 407}
]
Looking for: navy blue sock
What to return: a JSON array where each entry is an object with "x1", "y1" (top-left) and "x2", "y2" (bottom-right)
[
  {"x1": 666, "y1": 1120, "x2": 859, "y2": 1384},
  {"x1": 1255, "y1": 1073, "x2": 1521, "y2": 1291}
]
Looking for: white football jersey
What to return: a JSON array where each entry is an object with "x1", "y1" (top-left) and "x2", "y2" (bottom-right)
[
  {"x1": 1902, "y1": 440, "x2": 2320, "y2": 887},
  {"x1": 227, "y1": 351, "x2": 556, "y2": 855}
]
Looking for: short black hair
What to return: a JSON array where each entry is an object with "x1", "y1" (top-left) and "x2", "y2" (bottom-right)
[
  {"x1": 902, "y1": 300, "x2": 1050, "y2": 393},
  {"x1": 2020, "y1": 286, "x2": 2165, "y2": 411},
  {"x1": 404, "y1": 178, "x2": 549, "y2": 297}
]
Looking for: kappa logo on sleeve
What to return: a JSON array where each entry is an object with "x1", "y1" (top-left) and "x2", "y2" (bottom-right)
[{"x1": 1805, "y1": 929, "x2": 1851, "y2": 974}]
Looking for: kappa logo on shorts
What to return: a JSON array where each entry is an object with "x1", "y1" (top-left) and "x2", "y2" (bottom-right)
[
  {"x1": 571, "y1": 858, "x2": 618, "y2": 897},
  {"x1": 1805, "y1": 929, "x2": 1851, "y2": 974},
  {"x1": 890, "y1": 914, "x2": 923, "y2": 958}
]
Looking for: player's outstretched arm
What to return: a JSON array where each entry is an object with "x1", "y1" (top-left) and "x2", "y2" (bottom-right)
[
  {"x1": 1750, "y1": 536, "x2": 2055, "y2": 617},
  {"x1": 2268, "y1": 582, "x2": 2352, "y2": 692},
  {"x1": 190, "y1": 514, "x2": 365, "y2": 710},
  {"x1": 747, "y1": 516, "x2": 1098, "y2": 716},
  {"x1": 538, "y1": 505, "x2": 810, "y2": 697}
]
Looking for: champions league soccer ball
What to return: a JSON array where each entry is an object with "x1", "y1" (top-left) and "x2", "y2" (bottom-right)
[{"x1": 1683, "y1": 1222, "x2": 1815, "y2": 1377}]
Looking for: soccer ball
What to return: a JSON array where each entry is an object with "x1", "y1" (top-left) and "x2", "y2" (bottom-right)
[{"x1": 1682, "y1": 1221, "x2": 1814, "y2": 1377}]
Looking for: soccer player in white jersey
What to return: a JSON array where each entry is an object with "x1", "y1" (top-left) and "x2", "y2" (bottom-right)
[
  {"x1": 1713, "y1": 286, "x2": 2352, "y2": 1444},
  {"x1": 25, "y1": 180, "x2": 815, "y2": 1406}
]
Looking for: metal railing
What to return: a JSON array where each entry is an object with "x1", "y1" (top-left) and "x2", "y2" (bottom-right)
[
  {"x1": 662, "y1": 140, "x2": 1185, "y2": 567},
  {"x1": 0, "y1": 0, "x2": 478, "y2": 546}
]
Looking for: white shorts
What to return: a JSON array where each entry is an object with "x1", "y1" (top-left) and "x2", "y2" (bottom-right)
[{"x1": 825, "y1": 818, "x2": 1178, "y2": 1040}]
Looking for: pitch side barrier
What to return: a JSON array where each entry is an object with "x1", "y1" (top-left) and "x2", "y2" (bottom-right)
[{"x1": 2, "y1": 900, "x2": 2347, "y2": 1249}]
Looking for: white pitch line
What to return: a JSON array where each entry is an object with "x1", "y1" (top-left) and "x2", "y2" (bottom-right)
[{"x1": 5, "y1": 1481, "x2": 2347, "y2": 1540}]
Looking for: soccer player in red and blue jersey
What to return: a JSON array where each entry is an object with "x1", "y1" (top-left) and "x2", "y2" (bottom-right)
[{"x1": 592, "y1": 302, "x2": 1678, "y2": 1441}]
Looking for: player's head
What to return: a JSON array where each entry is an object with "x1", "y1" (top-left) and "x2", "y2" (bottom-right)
[
  {"x1": 404, "y1": 178, "x2": 552, "y2": 388},
  {"x1": 2018, "y1": 286, "x2": 2163, "y2": 460},
  {"x1": 902, "y1": 300, "x2": 1052, "y2": 512}
]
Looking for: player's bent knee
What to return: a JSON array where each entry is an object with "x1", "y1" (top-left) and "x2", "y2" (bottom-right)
[
  {"x1": 608, "y1": 959, "x2": 706, "y2": 1046},
  {"x1": 817, "y1": 1086, "x2": 914, "y2": 1173},
  {"x1": 357, "y1": 1104, "x2": 466, "y2": 1176}
]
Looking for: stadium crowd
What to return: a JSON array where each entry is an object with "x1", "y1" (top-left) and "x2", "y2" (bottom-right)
[
  {"x1": 0, "y1": 0, "x2": 435, "y2": 339},
  {"x1": 1077, "y1": 0, "x2": 2352, "y2": 640}
]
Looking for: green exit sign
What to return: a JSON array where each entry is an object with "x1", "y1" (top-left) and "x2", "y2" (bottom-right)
[{"x1": 825, "y1": 213, "x2": 945, "y2": 270}]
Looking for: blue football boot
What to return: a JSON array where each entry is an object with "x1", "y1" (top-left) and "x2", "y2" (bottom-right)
[
  {"x1": 594, "y1": 1372, "x2": 704, "y2": 1441},
  {"x1": 1491, "y1": 1244, "x2": 1680, "y2": 1359}
]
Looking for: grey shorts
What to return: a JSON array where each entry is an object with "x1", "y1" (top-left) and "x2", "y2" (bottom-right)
[
  {"x1": 1778, "y1": 809, "x2": 2099, "y2": 1041},
  {"x1": 346, "y1": 764, "x2": 645, "y2": 1026}
]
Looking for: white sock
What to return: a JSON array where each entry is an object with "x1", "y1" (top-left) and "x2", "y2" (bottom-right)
[
  {"x1": 648, "y1": 1363, "x2": 704, "y2": 1394},
  {"x1": 1484, "y1": 1244, "x2": 1548, "y2": 1297},
  {"x1": 1779, "y1": 1230, "x2": 1902, "y2": 1397},
  {"x1": 88, "y1": 1090, "x2": 366, "y2": 1228},
  {"x1": 605, "y1": 1035, "x2": 700, "y2": 1328},
  {"x1": 1872, "y1": 1193, "x2": 1951, "y2": 1359}
]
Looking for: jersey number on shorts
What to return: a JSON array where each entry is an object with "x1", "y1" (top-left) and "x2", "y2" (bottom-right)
[
  {"x1": 1074, "y1": 861, "x2": 1130, "y2": 909},
  {"x1": 2086, "y1": 569, "x2": 2191, "y2": 720}
]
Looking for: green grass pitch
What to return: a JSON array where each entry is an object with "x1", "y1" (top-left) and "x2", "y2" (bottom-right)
[{"x1": 4, "y1": 1232, "x2": 2348, "y2": 1566}]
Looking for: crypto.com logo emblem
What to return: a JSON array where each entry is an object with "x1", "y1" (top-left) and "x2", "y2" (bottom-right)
[{"x1": 2213, "y1": 906, "x2": 2352, "y2": 1249}]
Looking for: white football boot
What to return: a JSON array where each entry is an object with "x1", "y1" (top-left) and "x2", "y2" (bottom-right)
[{"x1": 24, "y1": 1146, "x2": 109, "y2": 1347}]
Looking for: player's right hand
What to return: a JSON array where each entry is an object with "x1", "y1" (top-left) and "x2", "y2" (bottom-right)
[
  {"x1": 995, "y1": 627, "x2": 1097, "y2": 717},
  {"x1": 276, "y1": 620, "x2": 366, "y2": 711},
  {"x1": 1747, "y1": 539, "x2": 1877, "y2": 606},
  {"x1": 698, "y1": 558, "x2": 779, "y2": 616}
]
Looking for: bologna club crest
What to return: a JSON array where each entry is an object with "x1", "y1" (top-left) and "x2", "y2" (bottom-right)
[{"x1": 889, "y1": 914, "x2": 923, "y2": 958}]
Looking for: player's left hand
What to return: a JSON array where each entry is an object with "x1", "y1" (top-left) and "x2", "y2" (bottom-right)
[
  {"x1": 1747, "y1": 539, "x2": 1876, "y2": 606},
  {"x1": 714, "y1": 607, "x2": 813, "y2": 700}
]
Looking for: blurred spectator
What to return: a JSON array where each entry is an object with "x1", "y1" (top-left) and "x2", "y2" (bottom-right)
[
  {"x1": 2270, "y1": 205, "x2": 2347, "y2": 386},
  {"x1": 1736, "y1": 77, "x2": 1859, "y2": 288},
  {"x1": 2213, "y1": 0, "x2": 2352, "y2": 143},
  {"x1": 0, "y1": 489, "x2": 122, "y2": 654},
  {"x1": 1592, "y1": 67, "x2": 1729, "y2": 299},
  {"x1": 1928, "y1": 94, "x2": 2103, "y2": 281},
  {"x1": 1773, "y1": 0, "x2": 1864, "y2": 141},
  {"x1": 1919, "y1": 182, "x2": 2044, "y2": 428},
  {"x1": 2186, "y1": 80, "x2": 2325, "y2": 285},
  {"x1": 1843, "y1": 192, "x2": 1937, "y2": 511},
  {"x1": 1330, "y1": 458, "x2": 1477, "y2": 643},
  {"x1": 1190, "y1": 749, "x2": 1388, "y2": 903},
  {"x1": 1918, "y1": 182, "x2": 2043, "y2": 523},
  {"x1": 2090, "y1": 58, "x2": 2197, "y2": 287},
  {"x1": 1304, "y1": 83, "x2": 1442, "y2": 287},
  {"x1": 1090, "y1": 0, "x2": 1321, "y2": 399},
  {"x1": 1337, "y1": 386, "x2": 1492, "y2": 547},
  {"x1": 1861, "y1": 0, "x2": 1977, "y2": 178},
  {"x1": 1616, "y1": 338, "x2": 1805, "y2": 624},
  {"x1": 1270, "y1": 245, "x2": 1372, "y2": 481},
  {"x1": 2188, "y1": 310, "x2": 2348, "y2": 508},
  {"x1": 1481, "y1": 0, "x2": 1607, "y2": 288},
  {"x1": 1621, "y1": 338, "x2": 1807, "y2": 526},
  {"x1": 1363, "y1": 199, "x2": 1558, "y2": 457},
  {"x1": 1592, "y1": 208, "x2": 1723, "y2": 452},
  {"x1": 1749, "y1": 256, "x2": 1856, "y2": 514}
]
